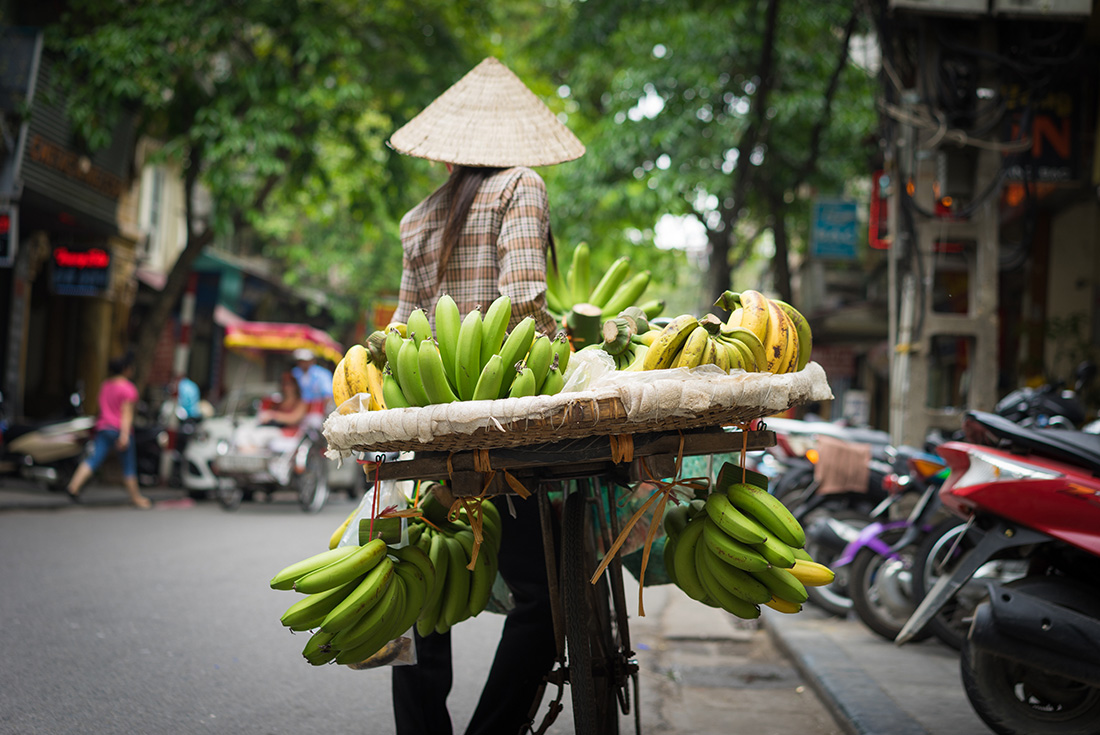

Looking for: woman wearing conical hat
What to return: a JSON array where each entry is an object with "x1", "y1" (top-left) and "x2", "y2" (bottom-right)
[{"x1": 388, "y1": 58, "x2": 584, "y2": 735}]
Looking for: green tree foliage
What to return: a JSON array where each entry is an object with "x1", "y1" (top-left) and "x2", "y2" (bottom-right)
[
  {"x1": 46, "y1": 0, "x2": 488, "y2": 386},
  {"x1": 528, "y1": 0, "x2": 878, "y2": 312}
]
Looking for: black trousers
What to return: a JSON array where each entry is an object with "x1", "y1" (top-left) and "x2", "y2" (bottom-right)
[{"x1": 392, "y1": 494, "x2": 557, "y2": 735}]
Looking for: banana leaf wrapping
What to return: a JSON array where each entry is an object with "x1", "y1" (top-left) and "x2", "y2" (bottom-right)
[{"x1": 323, "y1": 361, "x2": 832, "y2": 459}]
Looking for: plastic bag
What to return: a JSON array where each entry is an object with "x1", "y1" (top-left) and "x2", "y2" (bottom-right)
[{"x1": 561, "y1": 347, "x2": 616, "y2": 393}]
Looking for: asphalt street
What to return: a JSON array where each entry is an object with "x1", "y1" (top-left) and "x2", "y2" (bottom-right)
[{"x1": 0, "y1": 480, "x2": 989, "y2": 735}]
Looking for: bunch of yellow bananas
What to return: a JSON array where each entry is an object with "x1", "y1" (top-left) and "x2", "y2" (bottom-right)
[
  {"x1": 545, "y1": 242, "x2": 664, "y2": 322},
  {"x1": 382, "y1": 294, "x2": 572, "y2": 408},
  {"x1": 636, "y1": 290, "x2": 812, "y2": 374},
  {"x1": 714, "y1": 289, "x2": 813, "y2": 374},
  {"x1": 663, "y1": 463, "x2": 835, "y2": 618},
  {"x1": 332, "y1": 334, "x2": 388, "y2": 412}
]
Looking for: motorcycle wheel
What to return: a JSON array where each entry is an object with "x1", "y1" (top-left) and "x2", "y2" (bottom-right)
[
  {"x1": 215, "y1": 479, "x2": 244, "y2": 511},
  {"x1": 296, "y1": 448, "x2": 329, "y2": 514},
  {"x1": 848, "y1": 528, "x2": 932, "y2": 643},
  {"x1": 910, "y1": 517, "x2": 972, "y2": 650},
  {"x1": 801, "y1": 509, "x2": 871, "y2": 618},
  {"x1": 960, "y1": 577, "x2": 1100, "y2": 735}
]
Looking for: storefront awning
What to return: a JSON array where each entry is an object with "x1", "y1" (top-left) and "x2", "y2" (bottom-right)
[{"x1": 223, "y1": 320, "x2": 343, "y2": 365}]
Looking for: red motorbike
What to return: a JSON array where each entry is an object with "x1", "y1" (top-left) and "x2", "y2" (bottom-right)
[{"x1": 897, "y1": 410, "x2": 1100, "y2": 735}]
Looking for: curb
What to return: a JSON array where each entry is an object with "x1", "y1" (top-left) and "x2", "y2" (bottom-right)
[{"x1": 764, "y1": 610, "x2": 929, "y2": 735}]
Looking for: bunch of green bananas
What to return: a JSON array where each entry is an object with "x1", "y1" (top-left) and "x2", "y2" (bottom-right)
[
  {"x1": 663, "y1": 463, "x2": 835, "y2": 618},
  {"x1": 713, "y1": 289, "x2": 813, "y2": 374},
  {"x1": 407, "y1": 491, "x2": 503, "y2": 637},
  {"x1": 545, "y1": 242, "x2": 664, "y2": 323},
  {"x1": 270, "y1": 537, "x2": 435, "y2": 667},
  {"x1": 381, "y1": 294, "x2": 573, "y2": 408}
]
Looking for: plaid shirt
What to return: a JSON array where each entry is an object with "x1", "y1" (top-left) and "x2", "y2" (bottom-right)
[{"x1": 393, "y1": 167, "x2": 558, "y2": 336}]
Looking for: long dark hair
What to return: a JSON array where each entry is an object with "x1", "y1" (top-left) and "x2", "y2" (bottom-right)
[{"x1": 433, "y1": 166, "x2": 557, "y2": 289}]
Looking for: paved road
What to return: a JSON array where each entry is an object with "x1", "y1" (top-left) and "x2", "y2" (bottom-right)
[{"x1": 0, "y1": 480, "x2": 988, "y2": 734}]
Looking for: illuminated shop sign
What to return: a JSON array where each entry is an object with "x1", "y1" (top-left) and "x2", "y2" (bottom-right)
[{"x1": 51, "y1": 246, "x2": 111, "y2": 296}]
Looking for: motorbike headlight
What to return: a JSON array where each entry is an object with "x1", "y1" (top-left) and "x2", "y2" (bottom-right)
[{"x1": 216, "y1": 439, "x2": 230, "y2": 456}]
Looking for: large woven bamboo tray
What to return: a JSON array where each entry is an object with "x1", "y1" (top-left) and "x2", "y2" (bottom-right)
[{"x1": 323, "y1": 361, "x2": 832, "y2": 457}]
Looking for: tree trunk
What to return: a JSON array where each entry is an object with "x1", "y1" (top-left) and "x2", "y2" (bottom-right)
[
  {"x1": 706, "y1": 0, "x2": 780, "y2": 309},
  {"x1": 769, "y1": 194, "x2": 793, "y2": 303}
]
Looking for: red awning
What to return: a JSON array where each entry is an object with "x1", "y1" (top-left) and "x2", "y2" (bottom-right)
[{"x1": 223, "y1": 321, "x2": 343, "y2": 365}]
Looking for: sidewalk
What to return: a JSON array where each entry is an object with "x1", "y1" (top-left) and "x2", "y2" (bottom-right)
[{"x1": 0, "y1": 478, "x2": 194, "y2": 511}]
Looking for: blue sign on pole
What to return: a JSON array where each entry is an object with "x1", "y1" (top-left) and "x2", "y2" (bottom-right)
[{"x1": 810, "y1": 199, "x2": 859, "y2": 260}]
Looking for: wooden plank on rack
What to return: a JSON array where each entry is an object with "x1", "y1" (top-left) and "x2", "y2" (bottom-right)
[{"x1": 364, "y1": 428, "x2": 775, "y2": 483}]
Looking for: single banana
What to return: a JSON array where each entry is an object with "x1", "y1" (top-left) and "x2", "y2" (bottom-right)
[
  {"x1": 417, "y1": 531, "x2": 449, "y2": 636},
  {"x1": 703, "y1": 492, "x2": 768, "y2": 545},
  {"x1": 526, "y1": 334, "x2": 554, "y2": 389},
  {"x1": 671, "y1": 517, "x2": 709, "y2": 602},
  {"x1": 329, "y1": 505, "x2": 359, "y2": 549},
  {"x1": 639, "y1": 299, "x2": 665, "y2": 320},
  {"x1": 539, "y1": 360, "x2": 565, "y2": 395},
  {"x1": 623, "y1": 343, "x2": 649, "y2": 371},
  {"x1": 773, "y1": 299, "x2": 812, "y2": 371},
  {"x1": 765, "y1": 595, "x2": 804, "y2": 614},
  {"x1": 792, "y1": 546, "x2": 814, "y2": 562},
  {"x1": 768, "y1": 299, "x2": 798, "y2": 374},
  {"x1": 550, "y1": 331, "x2": 571, "y2": 375},
  {"x1": 391, "y1": 561, "x2": 428, "y2": 638},
  {"x1": 332, "y1": 357, "x2": 352, "y2": 408},
  {"x1": 280, "y1": 575, "x2": 364, "y2": 631},
  {"x1": 700, "y1": 517, "x2": 770, "y2": 573},
  {"x1": 438, "y1": 535, "x2": 471, "y2": 630},
  {"x1": 753, "y1": 533, "x2": 796, "y2": 569},
  {"x1": 333, "y1": 576, "x2": 407, "y2": 664},
  {"x1": 507, "y1": 363, "x2": 537, "y2": 398},
  {"x1": 696, "y1": 545, "x2": 762, "y2": 619},
  {"x1": 394, "y1": 338, "x2": 431, "y2": 407},
  {"x1": 270, "y1": 546, "x2": 360, "y2": 590},
  {"x1": 293, "y1": 538, "x2": 389, "y2": 594},
  {"x1": 454, "y1": 308, "x2": 483, "y2": 401},
  {"x1": 343, "y1": 344, "x2": 372, "y2": 398},
  {"x1": 384, "y1": 327, "x2": 405, "y2": 372},
  {"x1": 454, "y1": 529, "x2": 496, "y2": 618},
  {"x1": 382, "y1": 370, "x2": 412, "y2": 409},
  {"x1": 389, "y1": 543, "x2": 437, "y2": 599},
  {"x1": 330, "y1": 570, "x2": 403, "y2": 650},
  {"x1": 720, "y1": 326, "x2": 768, "y2": 370},
  {"x1": 642, "y1": 314, "x2": 700, "y2": 370},
  {"x1": 752, "y1": 565, "x2": 809, "y2": 603},
  {"x1": 634, "y1": 329, "x2": 661, "y2": 347},
  {"x1": 302, "y1": 629, "x2": 338, "y2": 666},
  {"x1": 472, "y1": 353, "x2": 506, "y2": 401},
  {"x1": 588, "y1": 256, "x2": 632, "y2": 308},
  {"x1": 418, "y1": 339, "x2": 460, "y2": 405},
  {"x1": 724, "y1": 481, "x2": 806, "y2": 548},
  {"x1": 736, "y1": 290, "x2": 771, "y2": 343},
  {"x1": 789, "y1": 559, "x2": 836, "y2": 587},
  {"x1": 699, "y1": 543, "x2": 771, "y2": 604},
  {"x1": 663, "y1": 502, "x2": 693, "y2": 540},
  {"x1": 496, "y1": 316, "x2": 536, "y2": 397},
  {"x1": 761, "y1": 299, "x2": 793, "y2": 374},
  {"x1": 320, "y1": 555, "x2": 396, "y2": 633},
  {"x1": 434, "y1": 294, "x2": 462, "y2": 391},
  {"x1": 568, "y1": 242, "x2": 591, "y2": 307},
  {"x1": 480, "y1": 295, "x2": 512, "y2": 368},
  {"x1": 672, "y1": 325, "x2": 710, "y2": 369},
  {"x1": 407, "y1": 308, "x2": 433, "y2": 349},
  {"x1": 713, "y1": 338, "x2": 731, "y2": 371},
  {"x1": 600, "y1": 270, "x2": 652, "y2": 319},
  {"x1": 545, "y1": 255, "x2": 571, "y2": 315},
  {"x1": 365, "y1": 362, "x2": 386, "y2": 410}
]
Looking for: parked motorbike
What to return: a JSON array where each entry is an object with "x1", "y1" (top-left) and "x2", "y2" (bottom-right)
[
  {"x1": 897, "y1": 410, "x2": 1100, "y2": 735},
  {"x1": 0, "y1": 389, "x2": 167, "y2": 490}
]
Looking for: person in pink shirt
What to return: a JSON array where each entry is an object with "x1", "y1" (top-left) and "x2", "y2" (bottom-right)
[{"x1": 66, "y1": 353, "x2": 152, "y2": 509}]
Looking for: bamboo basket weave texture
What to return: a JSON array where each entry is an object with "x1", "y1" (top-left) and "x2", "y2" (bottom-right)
[{"x1": 323, "y1": 362, "x2": 832, "y2": 457}]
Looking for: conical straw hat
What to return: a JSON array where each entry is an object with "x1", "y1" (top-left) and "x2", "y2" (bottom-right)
[{"x1": 389, "y1": 57, "x2": 585, "y2": 167}]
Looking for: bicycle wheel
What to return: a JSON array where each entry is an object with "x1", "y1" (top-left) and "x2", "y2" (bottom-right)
[
  {"x1": 562, "y1": 487, "x2": 621, "y2": 735},
  {"x1": 296, "y1": 447, "x2": 329, "y2": 513}
]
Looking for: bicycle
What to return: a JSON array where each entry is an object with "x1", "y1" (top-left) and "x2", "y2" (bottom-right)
[{"x1": 370, "y1": 424, "x2": 775, "y2": 734}]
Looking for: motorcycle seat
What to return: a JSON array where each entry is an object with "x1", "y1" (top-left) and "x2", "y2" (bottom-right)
[{"x1": 966, "y1": 410, "x2": 1100, "y2": 476}]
